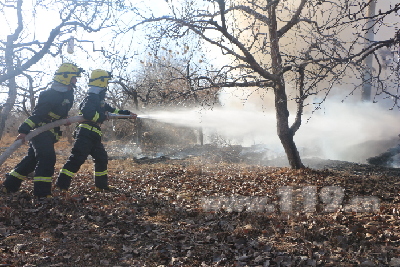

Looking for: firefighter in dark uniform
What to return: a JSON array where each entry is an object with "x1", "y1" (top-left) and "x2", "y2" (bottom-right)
[
  {"x1": 55, "y1": 69, "x2": 137, "y2": 192},
  {"x1": 1, "y1": 63, "x2": 84, "y2": 199}
]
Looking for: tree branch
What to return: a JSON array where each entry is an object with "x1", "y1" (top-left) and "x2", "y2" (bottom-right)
[{"x1": 277, "y1": 0, "x2": 307, "y2": 38}]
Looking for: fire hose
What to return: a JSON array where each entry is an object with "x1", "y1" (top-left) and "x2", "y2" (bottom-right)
[{"x1": 0, "y1": 113, "x2": 134, "y2": 168}]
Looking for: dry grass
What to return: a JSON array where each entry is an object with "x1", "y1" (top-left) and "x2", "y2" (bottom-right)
[{"x1": 0, "y1": 137, "x2": 400, "y2": 266}]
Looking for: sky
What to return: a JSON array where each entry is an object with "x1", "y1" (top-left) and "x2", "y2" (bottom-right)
[{"x1": 0, "y1": 0, "x2": 172, "y2": 84}]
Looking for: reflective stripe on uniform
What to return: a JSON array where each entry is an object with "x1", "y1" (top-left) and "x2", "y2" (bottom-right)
[
  {"x1": 10, "y1": 170, "x2": 26, "y2": 181},
  {"x1": 34, "y1": 176, "x2": 52, "y2": 183},
  {"x1": 24, "y1": 119, "x2": 35, "y2": 129},
  {"x1": 92, "y1": 112, "x2": 100, "y2": 122},
  {"x1": 49, "y1": 128, "x2": 61, "y2": 141},
  {"x1": 48, "y1": 112, "x2": 61, "y2": 120},
  {"x1": 78, "y1": 123, "x2": 102, "y2": 136},
  {"x1": 95, "y1": 170, "x2": 108, "y2": 176},
  {"x1": 38, "y1": 123, "x2": 60, "y2": 140},
  {"x1": 60, "y1": 169, "x2": 75, "y2": 177},
  {"x1": 113, "y1": 108, "x2": 120, "y2": 113}
]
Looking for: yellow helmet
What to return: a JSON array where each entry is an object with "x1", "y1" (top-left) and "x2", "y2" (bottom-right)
[
  {"x1": 53, "y1": 63, "x2": 83, "y2": 85},
  {"x1": 89, "y1": 69, "x2": 112, "y2": 88}
]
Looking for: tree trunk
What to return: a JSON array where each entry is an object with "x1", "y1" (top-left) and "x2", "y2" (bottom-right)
[
  {"x1": 275, "y1": 83, "x2": 304, "y2": 169},
  {"x1": 0, "y1": 83, "x2": 17, "y2": 140},
  {"x1": 0, "y1": 35, "x2": 18, "y2": 140},
  {"x1": 268, "y1": 2, "x2": 304, "y2": 169}
]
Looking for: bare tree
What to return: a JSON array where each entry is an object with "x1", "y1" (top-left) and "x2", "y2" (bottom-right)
[
  {"x1": 111, "y1": 39, "x2": 222, "y2": 110},
  {"x1": 128, "y1": 0, "x2": 400, "y2": 169},
  {"x1": 0, "y1": 0, "x2": 130, "y2": 138}
]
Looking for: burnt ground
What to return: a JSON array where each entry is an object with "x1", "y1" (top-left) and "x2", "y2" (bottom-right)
[{"x1": 0, "y1": 142, "x2": 399, "y2": 266}]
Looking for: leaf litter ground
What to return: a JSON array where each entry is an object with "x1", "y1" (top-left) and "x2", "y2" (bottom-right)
[{"x1": 0, "y1": 141, "x2": 399, "y2": 266}]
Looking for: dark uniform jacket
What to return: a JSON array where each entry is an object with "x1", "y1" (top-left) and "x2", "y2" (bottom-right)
[
  {"x1": 79, "y1": 89, "x2": 130, "y2": 130},
  {"x1": 55, "y1": 86, "x2": 131, "y2": 191},
  {"x1": 18, "y1": 83, "x2": 74, "y2": 139}
]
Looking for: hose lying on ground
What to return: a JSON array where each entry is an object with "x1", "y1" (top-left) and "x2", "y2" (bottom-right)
[{"x1": 0, "y1": 114, "x2": 134, "y2": 168}]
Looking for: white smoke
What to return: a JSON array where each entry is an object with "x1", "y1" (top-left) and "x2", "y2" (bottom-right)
[
  {"x1": 140, "y1": 87, "x2": 400, "y2": 164},
  {"x1": 220, "y1": 87, "x2": 400, "y2": 163},
  {"x1": 296, "y1": 98, "x2": 400, "y2": 162}
]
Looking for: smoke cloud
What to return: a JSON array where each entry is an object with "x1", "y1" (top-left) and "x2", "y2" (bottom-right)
[{"x1": 140, "y1": 87, "x2": 400, "y2": 164}]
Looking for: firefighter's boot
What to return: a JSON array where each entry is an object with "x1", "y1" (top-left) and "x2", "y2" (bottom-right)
[
  {"x1": 94, "y1": 174, "x2": 114, "y2": 191},
  {"x1": 55, "y1": 172, "x2": 73, "y2": 191},
  {"x1": 2, "y1": 173, "x2": 23, "y2": 193}
]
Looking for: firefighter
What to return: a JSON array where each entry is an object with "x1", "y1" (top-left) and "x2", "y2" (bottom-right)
[
  {"x1": 1, "y1": 63, "x2": 84, "y2": 200},
  {"x1": 55, "y1": 69, "x2": 137, "y2": 192}
]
